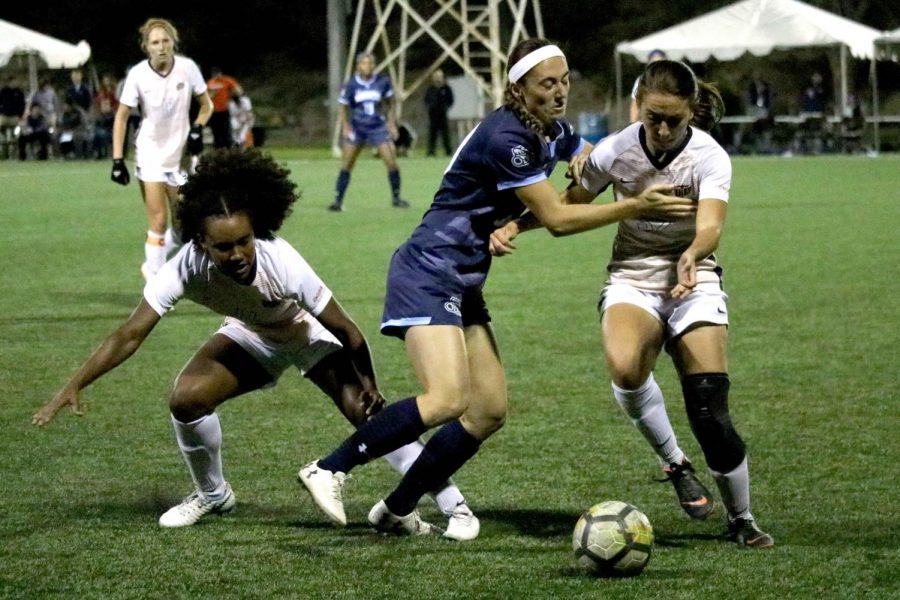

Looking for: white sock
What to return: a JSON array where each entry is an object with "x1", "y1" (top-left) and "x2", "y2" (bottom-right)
[
  {"x1": 711, "y1": 456, "x2": 752, "y2": 521},
  {"x1": 612, "y1": 374, "x2": 684, "y2": 467},
  {"x1": 383, "y1": 440, "x2": 466, "y2": 515},
  {"x1": 163, "y1": 227, "x2": 182, "y2": 258},
  {"x1": 171, "y1": 413, "x2": 226, "y2": 499},
  {"x1": 144, "y1": 230, "x2": 166, "y2": 274}
]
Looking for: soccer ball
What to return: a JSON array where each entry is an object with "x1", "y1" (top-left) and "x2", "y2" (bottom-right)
[{"x1": 572, "y1": 500, "x2": 654, "y2": 577}]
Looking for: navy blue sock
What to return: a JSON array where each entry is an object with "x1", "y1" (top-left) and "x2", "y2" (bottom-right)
[
  {"x1": 384, "y1": 420, "x2": 482, "y2": 516},
  {"x1": 388, "y1": 169, "x2": 401, "y2": 200},
  {"x1": 335, "y1": 169, "x2": 350, "y2": 204},
  {"x1": 319, "y1": 397, "x2": 426, "y2": 474}
]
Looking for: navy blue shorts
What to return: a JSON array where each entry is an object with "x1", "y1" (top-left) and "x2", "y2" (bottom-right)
[
  {"x1": 347, "y1": 124, "x2": 392, "y2": 147},
  {"x1": 380, "y1": 250, "x2": 491, "y2": 339}
]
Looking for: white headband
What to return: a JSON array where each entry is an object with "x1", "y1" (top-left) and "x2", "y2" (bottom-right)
[{"x1": 507, "y1": 45, "x2": 565, "y2": 84}]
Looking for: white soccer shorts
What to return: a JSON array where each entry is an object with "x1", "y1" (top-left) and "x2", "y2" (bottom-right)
[
  {"x1": 600, "y1": 282, "x2": 728, "y2": 339},
  {"x1": 136, "y1": 165, "x2": 188, "y2": 186},
  {"x1": 217, "y1": 314, "x2": 342, "y2": 382}
]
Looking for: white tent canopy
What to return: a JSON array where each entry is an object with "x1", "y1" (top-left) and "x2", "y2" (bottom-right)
[
  {"x1": 0, "y1": 19, "x2": 91, "y2": 94},
  {"x1": 877, "y1": 27, "x2": 900, "y2": 44},
  {"x1": 613, "y1": 0, "x2": 882, "y2": 128}
]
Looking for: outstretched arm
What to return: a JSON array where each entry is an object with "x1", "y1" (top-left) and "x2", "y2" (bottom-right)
[
  {"x1": 315, "y1": 298, "x2": 384, "y2": 416},
  {"x1": 489, "y1": 183, "x2": 597, "y2": 256},
  {"x1": 32, "y1": 300, "x2": 161, "y2": 426}
]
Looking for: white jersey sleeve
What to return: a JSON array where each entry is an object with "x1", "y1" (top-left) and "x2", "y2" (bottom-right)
[
  {"x1": 186, "y1": 58, "x2": 207, "y2": 96},
  {"x1": 579, "y1": 129, "x2": 627, "y2": 196},
  {"x1": 696, "y1": 143, "x2": 732, "y2": 201},
  {"x1": 118, "y1": 67, "x2": 140, "y2": 109},
  {"x1": 143, "y1": 257, "x2": 186, "y2": 317}
]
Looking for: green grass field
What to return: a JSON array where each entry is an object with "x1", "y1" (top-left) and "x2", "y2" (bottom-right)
[{"x1": 1, "y1": 152, "x2": 898, "y2": 599}]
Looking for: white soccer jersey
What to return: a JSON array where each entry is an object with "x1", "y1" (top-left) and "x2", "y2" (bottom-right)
[
  {"x1": 144, "y1": 237, "x2": 333, "y2": 339},
  {"x1": 580, "y1": 122, "x2": 732, "y2": 292},
  {"x1": 120, "y1": 56, "x2": 207, "y2": 171}
]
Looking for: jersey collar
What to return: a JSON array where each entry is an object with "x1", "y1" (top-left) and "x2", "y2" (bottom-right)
[
  {"x1": 148, "y1": 56, "x2": 176, "y2": 78},
  {"x1": 639, "y1": 125, "x2": 692, "y2": 170}
]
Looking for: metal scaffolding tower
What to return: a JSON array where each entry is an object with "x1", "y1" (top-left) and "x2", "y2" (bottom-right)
[{"x1": 331, "y1": 0, "x2": 544, "y2": 147}]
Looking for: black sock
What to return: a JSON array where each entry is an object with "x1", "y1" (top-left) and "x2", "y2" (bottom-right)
[
  {"x1": 319, "y1": 397, "x2": 426, "y2": 473},
  {"x1": 384, "y1": 420, "x2": 481, "y2": 516},
  {"x1": 388, "y1": 169, "x2": 401, "y2": 200},
  {"x1": 334, "y1": 169, "x2": 350, "y2": 204}
]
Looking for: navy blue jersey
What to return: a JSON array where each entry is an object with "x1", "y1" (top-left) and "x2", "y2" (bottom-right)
[
  {"x1": 399, "y1": 106, "x2": 583, "y2": 289},
  {"x1": 339, "y1": 73, "x2": 394, "y2": 133}
]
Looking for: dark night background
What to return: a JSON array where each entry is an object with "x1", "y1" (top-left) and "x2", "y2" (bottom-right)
[{"x1": 4, "y1": 1, "x2": 900, "y2": 142}]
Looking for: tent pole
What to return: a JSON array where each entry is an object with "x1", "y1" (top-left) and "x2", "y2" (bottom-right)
[
  {"x1": 839, "y1": 43, "x2": 848, "y2": 119},
  {"x1": 870, "y1": 48, "x2": 879, "y2": 154},
  {"x1": 27, "y1": 54, "x2": 38, "y2": 98},
  {"x1": 614, "y1": 50, "x2": 622, "y2": 131}
]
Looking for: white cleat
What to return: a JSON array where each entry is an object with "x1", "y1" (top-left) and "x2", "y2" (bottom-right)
[
  {"x1": 158, "y1": 483, "x2": 236, "y2": 528},
  {"x1": 443, "y1": 503, "x2": 480, "y2": 541},
  {"x1": 368, "y1": 500, "x2": 434, "y2": 536},
  {"x1": 298, "y1": 461, "x2": 348, "y2": 526}
]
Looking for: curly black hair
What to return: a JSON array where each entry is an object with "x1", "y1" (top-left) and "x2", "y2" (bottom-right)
[{"x1": 177, "y1": 148, "x2": 298, "y2": 244}]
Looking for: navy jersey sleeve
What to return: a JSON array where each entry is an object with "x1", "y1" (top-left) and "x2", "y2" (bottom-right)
[
  {"x1": 487, "y1": 129, "x2": 548, "y2": 191},
  {"x1": 338, "y1": 80, "x2": 352, "y2": 106},
  {"x1": 379, "y1": 75, "x2": 394, "y2": 99}
]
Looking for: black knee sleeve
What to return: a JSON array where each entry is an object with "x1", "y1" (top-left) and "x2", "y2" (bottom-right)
[{"x1": 682, "y1": 373, "x2": 746, "y2": 473}]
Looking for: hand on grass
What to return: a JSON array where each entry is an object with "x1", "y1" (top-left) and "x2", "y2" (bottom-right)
[{"x1": 33, "y1": 387, "x2": 83, "y2": 426}]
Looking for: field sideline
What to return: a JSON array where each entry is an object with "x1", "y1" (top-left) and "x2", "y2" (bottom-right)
[{"x1": 1, "y1": 152, "x2": 897, "y2": 599}]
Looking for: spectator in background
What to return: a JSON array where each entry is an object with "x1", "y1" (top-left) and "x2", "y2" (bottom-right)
[
  {"x1": 424, "y1": 69, "x2": 454, "y2": 156},
  {"x1": 65, "y1": 69, "x2": 93, "y2": 113},
  {"x1": 93, "y1": 74, "x2": 118, "y2": 159},
  {"x1": 229, "y1": 91, "x2": 254, "y2": 148},
  {"x1": 18, "y1": 104, "x2": 51, "y2": 160},
  {"x1": 629, "y1": 49, "x2": 667, "y2": 122},
  {"x1": 801, "y1": 71, "x2": 827, "y2": 114},
  {"x1": 206, "y1": 67, "x2": 243, "y2": 148},
  {"x1": 30, "y1": 79, "x2": 61, "y2": 134},
  {"x1": 58, "y1": 98, "x2": 89, "y2": 159},
  {"x1": 0, "y1": 76, "x2": 27, "y2": 159},
  {"x1": 747, "y1": 74, "x2": 774, "y2": 154}
]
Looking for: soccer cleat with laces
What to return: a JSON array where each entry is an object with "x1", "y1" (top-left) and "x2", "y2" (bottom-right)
[
  {"x1": 367, "y1": 500, "x2": 434, "y2": 536},
  {"x1": 298, "y1": 460, "x2": 348, "y2": 526},
  {"x1": 158, "y1": 483, "x2": 236, "y2": 528},
  {"x1": 661, "y1": 459, "x2": 715, "y2": 519},
  {"x1": 442, "y1": 503, "x2": 480, "y2": 541},
  {"x1": 728, "y1": 517, "x2": 775, "y2": 548}
]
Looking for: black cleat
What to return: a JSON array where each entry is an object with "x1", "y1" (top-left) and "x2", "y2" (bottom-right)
[
  {"x1": 728, "y1": 518, "x2": 775, "y2": 548},
  {"x1": 328, "y1": 202, "x2": 344, "y2": 212},
  {"x1": 392, "y1": 198, "x2": 410, "y2": 208},
  {"x1": 661, "y1": 459, "x2": 715, "y2": 520}
]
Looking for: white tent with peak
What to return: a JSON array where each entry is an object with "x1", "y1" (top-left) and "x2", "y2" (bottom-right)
[
  {"x1": 0, "y1": 19, "x2": 91, "y2": 94},
  {"x1": 613, "y1": 0, "x2": 882, "y2": 128}
]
